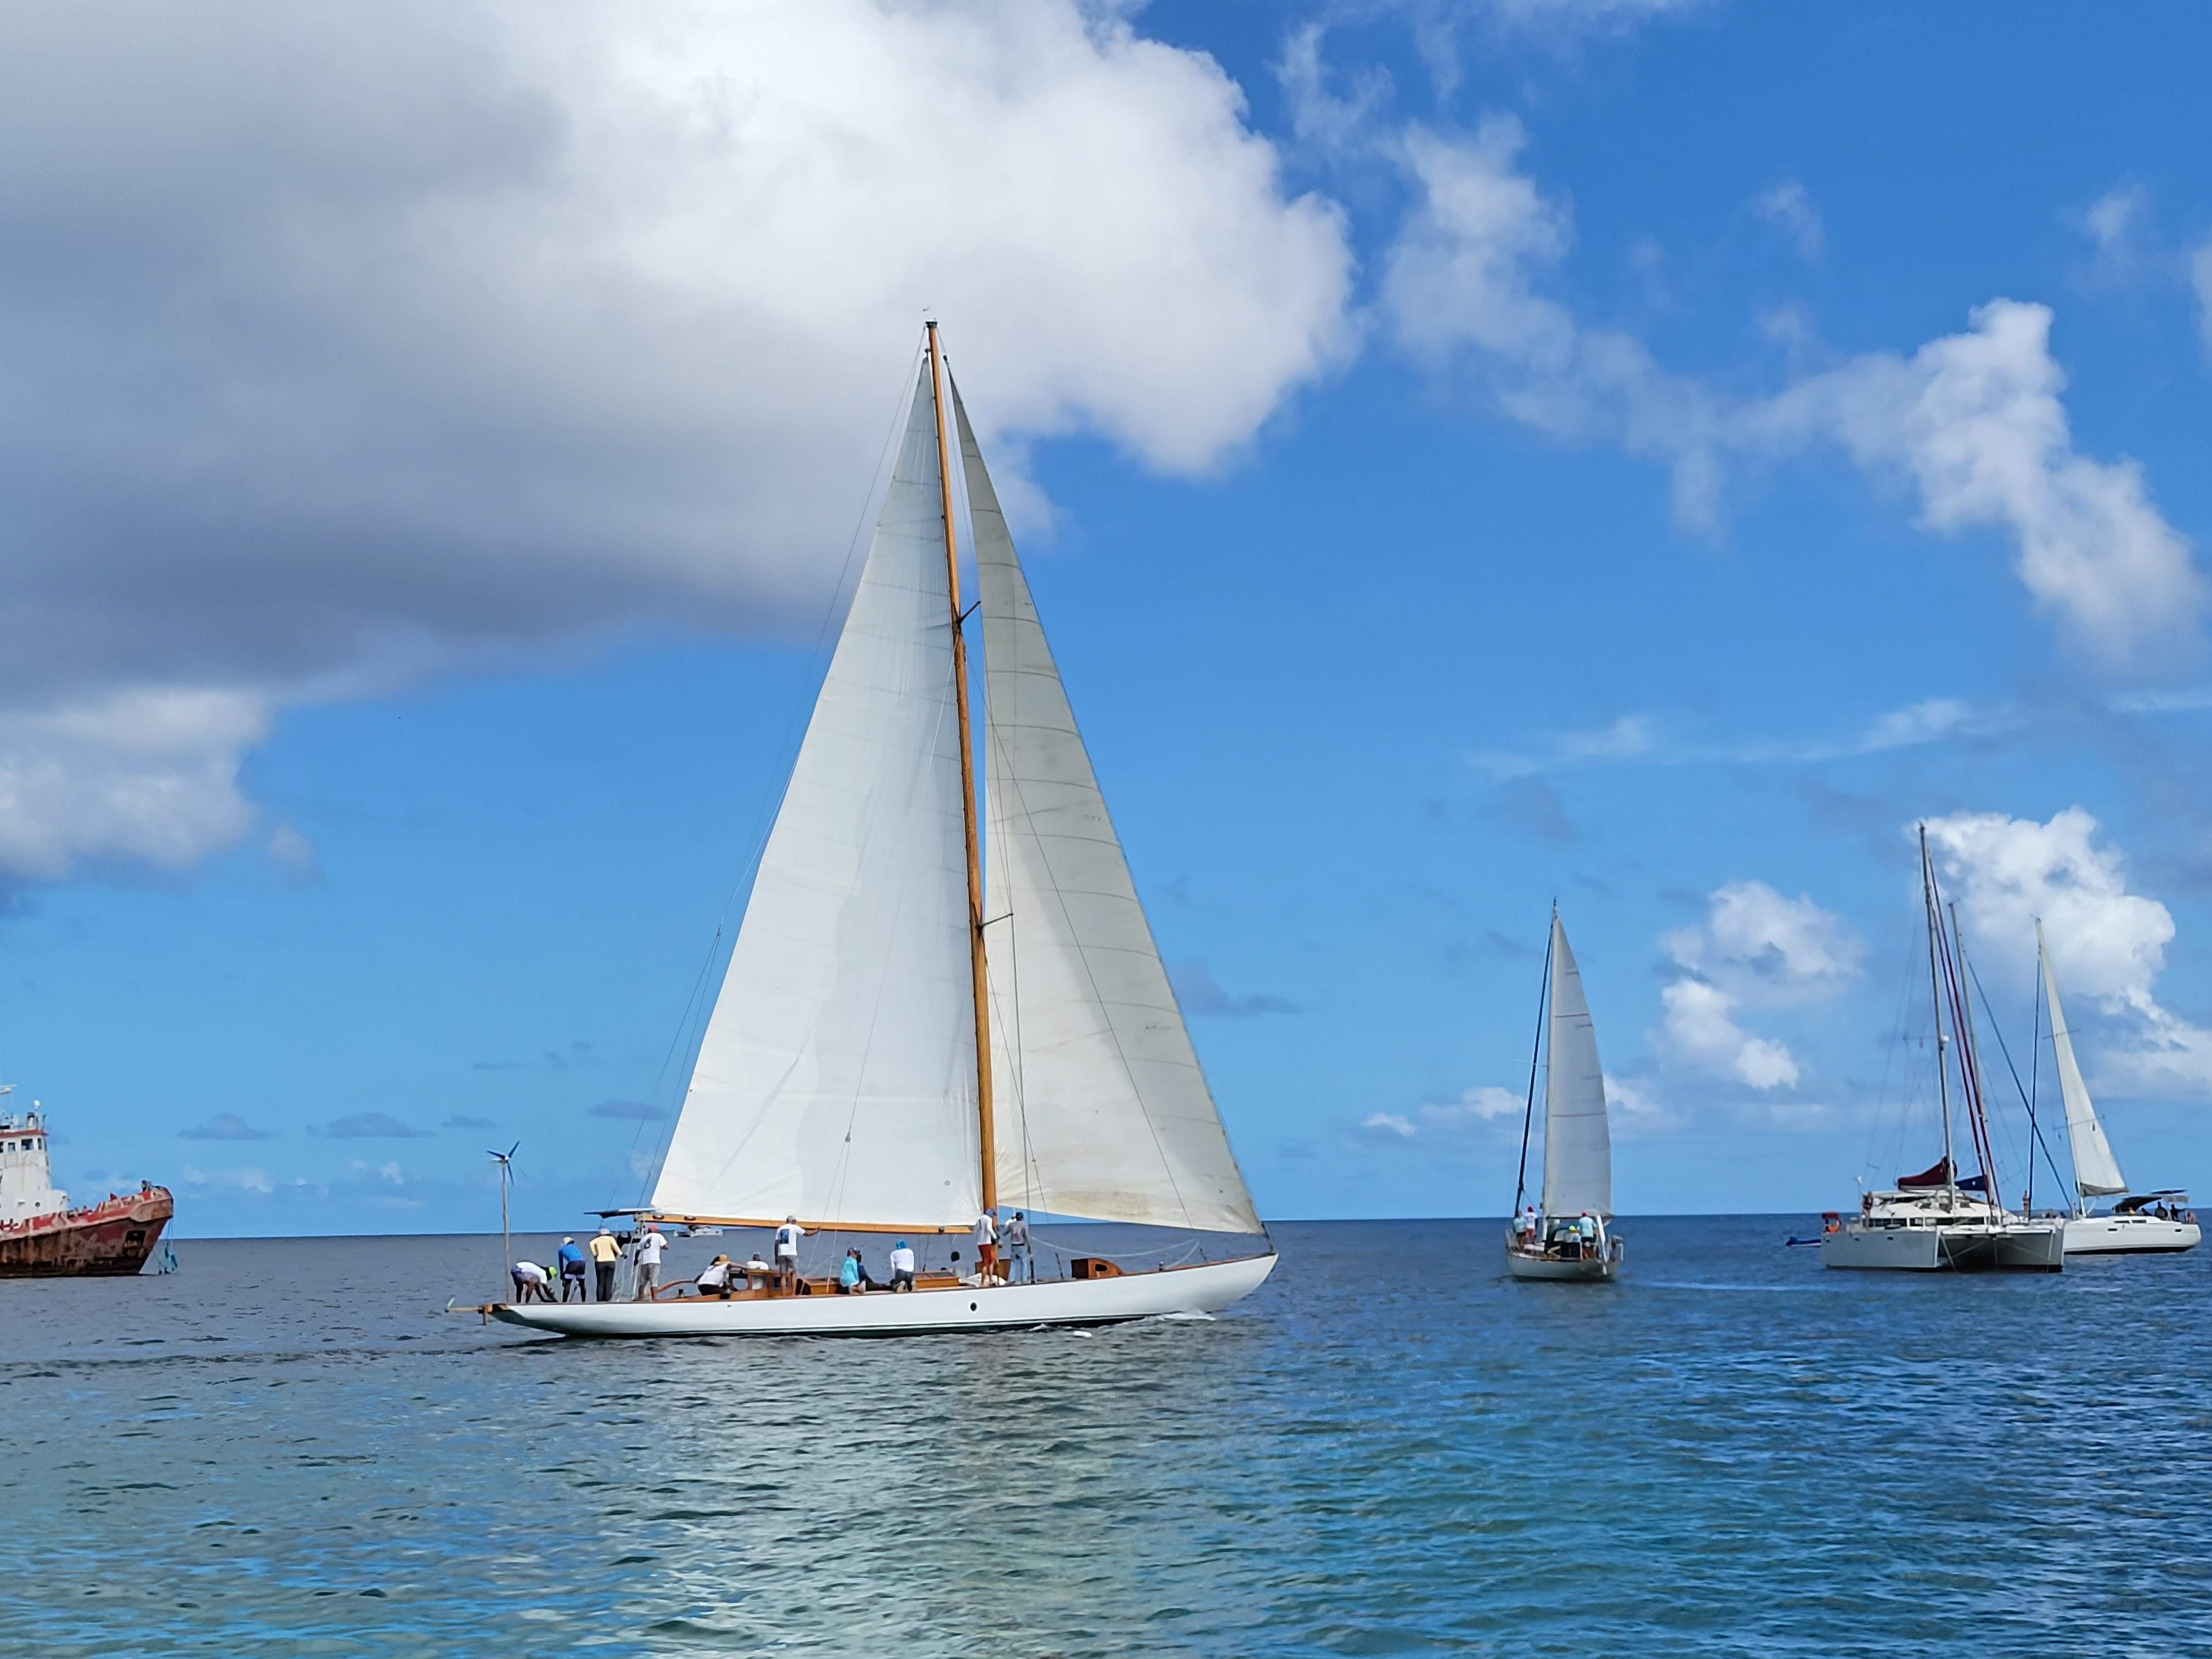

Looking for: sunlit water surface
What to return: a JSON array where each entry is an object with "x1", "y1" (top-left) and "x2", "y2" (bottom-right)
[{"x1": 4, "y1": 1219, "x2": 2209, "y2": 1655}]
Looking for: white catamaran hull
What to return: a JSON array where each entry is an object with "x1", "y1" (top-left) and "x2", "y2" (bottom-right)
[
  {"x1": 2062, "y1": 1214, "x2": 2200, "y2": 1254},
  {"x1": 1505, "y1": 1245, "x2": 1621, "y2": 1282},
  {"x1": 490, "y1": 1253, "x2": 1277, "y2": 1339},
  {"x1": 1821, "y1": 1221, "x2": 2063, "y2": 1272}
]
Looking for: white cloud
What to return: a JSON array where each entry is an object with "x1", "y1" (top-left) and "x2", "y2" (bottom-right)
[
  {"x1": 1655, "y1": 881, "x2": 1862, "y2": 1090},
  {"x1": 1424, "y1": 1084, "x2": 1527, "y2": 1125},
  {"x1": 0, "y1": 1, "x2": 1355, "y2": 881},
  {"x1": 266, "y1": 823, "x2": 321, "y2": 883},
  {"x1": 1361, "y1": 1112, "x2": 1418, "y2": 1139},
  {"x1": 182, "y1": 1164, "x2": 274, "y2": 1195},
  {"x1": 1922, "y1": 808, "x2": 2212, "y2": 1093},
  {"x1": 1754, "y1": 180, "x2": 1823, "y2": 263},
  {"x1": 2074, "y1": 184, "x2": 2152, "y2": 283},
  {"x1": 1378, "y1": 119, "x2": 2205, "y2": 667}
]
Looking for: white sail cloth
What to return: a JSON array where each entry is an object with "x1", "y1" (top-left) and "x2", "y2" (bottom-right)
[
  {"x1": 956, "y1": 384, "x2": 1262, "y2": 1235},
  {"x1": 651, "y1": 361, "x2": 981, "y2": 1228},
  {"x1": 2039, "y1": 923, "x2": 2126, "y2": 1199},
  {"x1": 1541, "y1": 913, "x2": 1612, "y2": 1219}
]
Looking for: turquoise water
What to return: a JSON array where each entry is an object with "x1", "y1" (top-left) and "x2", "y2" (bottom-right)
[{"x1": 4, "y1": 1217, "x2": 2208, "y2": 1655}]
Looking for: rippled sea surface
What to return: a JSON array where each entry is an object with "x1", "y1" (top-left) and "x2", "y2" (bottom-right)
[{"x1": 5, "y1": 1218, "x2": 2210, "y2": 1656}]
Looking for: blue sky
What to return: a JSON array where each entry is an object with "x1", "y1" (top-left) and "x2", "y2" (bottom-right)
[{"x1": 5, "y1": 1, "x2": 2212, "y2": 1233}]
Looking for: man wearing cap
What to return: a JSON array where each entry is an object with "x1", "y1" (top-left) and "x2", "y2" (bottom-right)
[
  {"x1": 555, "y1": 1235, "x2": 588, "y2": 1302},
  {"x1": 588, "y1": 1227, "x2": 622, "y2": 1301},
  {"x1": 632, "y1": 1221, "x2": 669, "y2": 1301},
  {"x1": 773, "y1": 1215, "x2": 808, "y2": 1290}
]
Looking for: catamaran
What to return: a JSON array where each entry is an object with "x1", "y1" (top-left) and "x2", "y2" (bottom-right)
[
  {"x1": 494, "y1": 327, "x2": 1274, "y2": 1338},
  {"x1": 2036, "y1": 922, "x2": 2200, "y2": 1255},
  {"x1": 1821, "y1": 828, "x2": 2063, "y2": 1272},
  {"x1": 1504, "y1": 909, "x2": 1622, "y2": 1282}
]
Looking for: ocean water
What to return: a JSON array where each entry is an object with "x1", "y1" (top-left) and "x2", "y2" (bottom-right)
[{"x1": 3, "y1": 1216, "x2": 2208, "y2": 1656}]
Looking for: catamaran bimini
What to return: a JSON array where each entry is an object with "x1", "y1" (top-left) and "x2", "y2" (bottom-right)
[
  {"x1": 1505, "y1": 909, "x2": 1622, "y2": 1283},
  {"x1": 1822, "y1": 828, "x2": 2062, "y2": 1273},
  {"x1": 2037, "y1": 922, "x2": 2200, "y2": 1255},
  {"x1": 493, "y1": 328, "x2": 1274, "y2": 1338}
]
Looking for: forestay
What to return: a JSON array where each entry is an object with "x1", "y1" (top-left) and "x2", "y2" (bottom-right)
[
  {"x1": 651, "y1": 362, "x2": 981, "y2": 1229},
  {"x1": 2039, "y1": 923, "x2": 2126, "y2": 1200},
  {"x1": 955, "y1": 382, "x2": 1262, "y2": 1235},
  {"x1": 1541, "y1": 913, "x2": 1612, "y2": 1218}
]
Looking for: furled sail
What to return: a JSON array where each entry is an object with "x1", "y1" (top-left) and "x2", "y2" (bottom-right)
[
  {"x1": 1541, "y1": 913, "x2": 1612, "y2": 1218},
  {"x1": 651, "y1": 360, "x2": 981, "y2": 1229},
  {"x1": 2039, "y1": 922, "x2": 2126, "y2": 1200},
  {"x1": 955, "y1": 381, "x2": 1262, "y2": 1235}
]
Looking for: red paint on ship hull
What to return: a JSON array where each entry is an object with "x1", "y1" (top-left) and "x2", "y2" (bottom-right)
[{"x1": 0, "y1": 1187, "x2": 173, "y2": 1277}]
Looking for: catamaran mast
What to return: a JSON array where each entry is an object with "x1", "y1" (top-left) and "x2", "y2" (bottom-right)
[
  {"x1": 926, "y1": 320, "x2": 996, "y2": 1217},
  {"x1": 1918, "y1": 826, "x2": 1956, "y2": 1193}
]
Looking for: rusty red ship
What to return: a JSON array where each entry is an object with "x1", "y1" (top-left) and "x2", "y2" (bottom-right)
[{"x1": 0, "y1": 1100, "x2": 172, "y2": 1277}]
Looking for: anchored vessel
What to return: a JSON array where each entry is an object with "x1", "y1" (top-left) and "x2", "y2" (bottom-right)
[
  {"x1": 0, "y1": 1098, "x2": 173, "y2": 1277},
  {"x1": 1504, "y1": 909, "x2": 1622, "y2": 1283},
  {"x1": 1822, "y1": 830, "x2": 2062, "y2": 1272},
  {"x1": 2038, "y1": 922, "x2": 2200, "y2": 1255},
  {"x1": 495, "y1": 329, "x2": 1273, "y2": 1339}
]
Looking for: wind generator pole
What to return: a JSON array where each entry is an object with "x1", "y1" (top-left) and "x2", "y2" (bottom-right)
[
  {"x1": 1918, "y1": 827, "x2": 1956, "y2": 1193},
  {"x1": 927, "y1": 320, "x2": 996, "y2": 1218}
]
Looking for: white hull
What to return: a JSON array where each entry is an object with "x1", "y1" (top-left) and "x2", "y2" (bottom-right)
[
  {"x1": 2062, "y1": 1214, "x2": 2201, "y2": 1254},
  {"x1": 1821, "y1": 1220, "x2": 2064, "y2": 1272},
  {"x1": 490, "y1": 1252, "x2": 1276, "y2": 1339},
  {"x1": 1506, "y1": 1245, "x2": 1619, "y2": 1282}
]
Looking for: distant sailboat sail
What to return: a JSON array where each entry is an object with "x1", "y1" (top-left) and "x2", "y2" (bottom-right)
[
  {"x1": 651, "y1": 360, "x2": 981, "y2": 1229},
  {"x1": 1540, "y1": 913, "x2": 1611, "y2": 1220},
  {"x1": 955, "y1": 381, "x2": 1262, "y2": 1235},
  {"x1": 2038, "y1": 921, "x2": 2127, "y2": 1200}
]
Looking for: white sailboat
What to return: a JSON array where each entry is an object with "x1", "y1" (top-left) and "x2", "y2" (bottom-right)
[
  {"x1": 1504, "y1": 910, "x2": 1622, "y2": 1282},
  {"x1": 1822, "y1": 828, "x2": 2063, "y2": 1272},
  {"x1": 2038, "y1": 922, "x2": 2200, "y2": 1255},
  {"x1": 495, "y1": 328, "x2": 1274, "y2": 1338}
]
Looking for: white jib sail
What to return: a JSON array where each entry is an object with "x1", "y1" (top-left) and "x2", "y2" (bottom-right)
[
  {"x1": 651, "y1": 360, "x2": 981, "y2": 1228},
  {"x1": 2039, "y1": 921, "x2": 2126, "y2": 1200},
  {"x1": 955, "y1": 382, "x2": 1263, "y2": 1235},
  {"x1": 1541, "y1": 913, "x2": 1612, "y2": 1219}
]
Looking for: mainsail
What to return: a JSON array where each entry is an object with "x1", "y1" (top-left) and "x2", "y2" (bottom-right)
[
  {"x1": 651, "y1": 360, "x2": 981, "y2": 1229},
  {"x1": 1540, "y1": 912, "x2": 1612, "y2": 1218},
  {"x1": 2039, "y1": 921, "x2": 2126, "y2": 1200},
  {"x1": 955, "y1": 381, "x2": 1263, "y2": 1235}
]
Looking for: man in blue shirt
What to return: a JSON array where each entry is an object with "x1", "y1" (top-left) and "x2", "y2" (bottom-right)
[{"x1": 555, "y1": 1236, "x2": 588, "y2": 1302}]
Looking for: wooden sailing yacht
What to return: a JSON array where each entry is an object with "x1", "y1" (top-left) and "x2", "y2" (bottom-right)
[
  {"x1": 2038, "y1": 923, "x2": 2200, "y2": 1255},
  {"x1": 1821, "y1": 828, "x2": 2063, "y2": 1272},
  {"x1": 495, "y1": 327, "x2": 1274, "y2": 1338},
  {"x1": 1504, "y1": 909, "x2": 1623, "y2": 1282}
]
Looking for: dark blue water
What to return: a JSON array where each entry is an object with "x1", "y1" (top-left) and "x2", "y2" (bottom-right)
[{"x1": 3, "y1": 1217, "x2": 2208, "y2": 1655}]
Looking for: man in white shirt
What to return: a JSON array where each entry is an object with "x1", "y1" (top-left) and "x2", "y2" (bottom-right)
[
  {"x1": 773, "y1": 1215, "x2": 807, "y2": 1289},
  {"x1": 632, "y1": 1222, "x2": 669, "y2": 1301},
  {"x1": 695, "y1": 1254, "x2": 733, "y2": 1297},
  {"x1": 510, "y1": 1260, "x2": 552, "y2": 1303},
  {"x1": 973, "y1": 1209, "x2": 998, "y2": 1282},
  {"x1": 888, "y1": 1239, "x2": 916, "y2": 1292}
]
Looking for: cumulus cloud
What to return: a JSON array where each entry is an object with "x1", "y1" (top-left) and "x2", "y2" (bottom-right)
[
  {"x1": 0, "y1": 1, "x2": 1354, "y2": 882},
  {"x1": 1361, "y1": 1111, "x2": 1418, "y2": 1139},
  {"x1": 1377, "y1": 116, "x2": 2204, "y2": 667},
  {"x1": 1655, "y1": 881, "x2": 1863, "y2": 1089},
  {"x1": 179, "y1": 1113, "x2": 275, "y2": 1142},
  {"x1": 1753, "y1": 180, "x2": 1824, "y2": 263},
  {"x1": 1923, "y1": 808, "x2": 2212, "y2": 1093},
  {"x1": 181, "y1": 1164, "x2": 274, "y2": 1195},
  {"x1": 320, "y1": 1112, "x2": 433, "y2": 1139}
]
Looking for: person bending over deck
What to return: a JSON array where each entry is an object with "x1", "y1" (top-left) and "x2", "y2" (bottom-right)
[
  {"x1": 589, "y1": 1227, "x2": 622, "y2": 1301},
  {"x1": 633, "y1": 1223, "x2": 669, "y2": 1301},
  {"x1": 556, "y1": 1237, "x2": 588, "y2": 1302},
  {"x1": 889, "y1": 1239, "x2": 916, "y2": 1292},
  {"x1": 1003, "y1": 1211, "x2": 1033, "y2": 1283},
  {"x1": 510, "y1": 1260, "x2": 554, "y2": 1303},
  {"x1": 773, "y1": 1216, "x2": 808, "y2": 1288},
  {"x1": 695, "y1": 1255, "x2": 733, "y2": 1297}
]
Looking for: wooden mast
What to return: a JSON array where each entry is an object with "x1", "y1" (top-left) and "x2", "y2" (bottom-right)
[{"x1": 926, "y1": 320, "x2": 996, "y2": 1220}]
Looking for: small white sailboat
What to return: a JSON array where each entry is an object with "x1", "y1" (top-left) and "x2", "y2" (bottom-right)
[
  {"x1": 494, "y1": 328, "x2": 1274, "y2": 1339},
  {"x1": 1504, "y1": 909, "x2": 1622, "y2": 1283},
  {"x1": 2038, "y1": 922, "x2": 2200, "y2": 1255},
  {"x1": 1823, "y1": 828, "x2": 2063, "y2": 1272}
]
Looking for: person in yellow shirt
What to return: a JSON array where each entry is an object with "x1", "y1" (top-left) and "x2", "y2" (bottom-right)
[{"x1": 587, "y1": 1227, "x2": 623, "y2": 1302}]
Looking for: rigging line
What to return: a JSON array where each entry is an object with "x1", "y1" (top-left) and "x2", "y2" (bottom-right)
[{"x1": 1513, "y1": 913, "x2": 1554, "y2": 1217}]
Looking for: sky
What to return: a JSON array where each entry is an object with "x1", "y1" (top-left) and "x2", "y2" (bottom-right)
[{"x1": 5, "y1": 0, "x2": 2212, "y2": 1234}]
